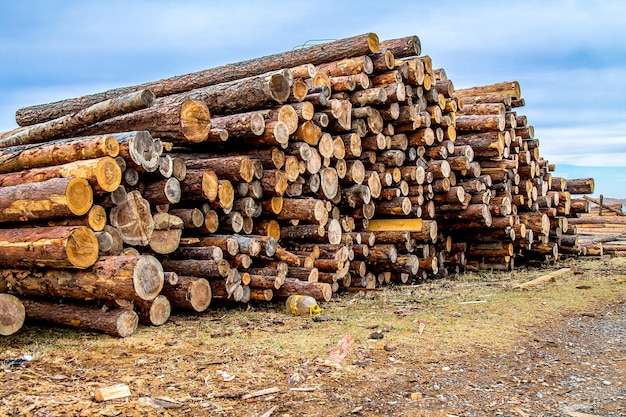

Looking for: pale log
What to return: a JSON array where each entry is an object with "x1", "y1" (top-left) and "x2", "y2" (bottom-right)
[
  {"x1": 0, "y1": 90, "x2": 155, "y2": 148},
  {"x1": 15, "y1": 33, "x2": 379, "y2": 125},
  {"x1": 0, "y1": 293, "x2": 25, "y2": 336},
  {"x1": 513, "y1": 268, "x2": 571, "y2": 289},
  {"x1": 0, "y1": 177, "x2": 93, "y2": 223},
  {"x1": 0, "y1": 255, "x2": 164, "y2": 302},
  {"x1": 116, "y1": 131, "x2": 160, "y2": 172},
  {"x1": 109, "y1": 190, "x2": 154, "y2": 246},
  {"x1": 22, "y1": 299, "x2": 138, "y2": 338}
]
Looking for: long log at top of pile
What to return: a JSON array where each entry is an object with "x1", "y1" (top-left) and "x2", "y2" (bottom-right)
[{"x1": 14, "y1": 33, "x2": 382, "y2": 126}]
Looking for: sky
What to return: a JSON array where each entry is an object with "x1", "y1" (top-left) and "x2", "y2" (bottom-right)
[{"x1": 1, "y1": 0, "x2": 625, "y2": 198}]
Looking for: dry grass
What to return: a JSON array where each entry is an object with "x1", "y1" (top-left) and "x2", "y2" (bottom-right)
[{"x1": 1, "y1": 257, "x2": 625, "y2": 416}]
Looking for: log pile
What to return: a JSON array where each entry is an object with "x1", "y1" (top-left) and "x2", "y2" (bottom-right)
[
  {"x1": 0, "y1": 32, "x2": 596, "y2": 337},
  {"x1": 565, "y1": 195, "x2": 626, "y2": 256}
]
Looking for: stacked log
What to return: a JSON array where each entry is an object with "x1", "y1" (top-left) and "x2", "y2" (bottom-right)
[
  {"x1": 567, "y1": 195, "x2": 626, "y2": 256},
  {"x1": 0, "y1": 32, "x2": 597, "y2": 337}
]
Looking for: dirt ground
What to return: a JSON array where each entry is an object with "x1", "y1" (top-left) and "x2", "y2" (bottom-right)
[{"x1": 1, "y1": 257, "x2": 625, "y2": 417}]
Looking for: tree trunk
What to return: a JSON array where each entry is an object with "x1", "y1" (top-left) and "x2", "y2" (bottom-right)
[
  {"x1": 0, "y1": 226, "x2": 99, "y2": 269},
  {"x1": 134, "y1": 295, "x2": 171, "y2": 326},
  {"x1": 0, "y1": 255, "x2": 164, "y2": 302},
  {"x1": 15, "y1": 33, "x2": 379, "y2": 125},
  {"x1": 0, "y1": 177, "x2": 93, "y2": 223},
  {"x1": 0, "y1": 134, "x2": 120, "y2": 175},
  {"x1": 274, "y1": 279, "x2": 332, "y2": 301},
  {"x1": 22, "y1": 299, "x2": 138, "y2": 338},
  {"x1": 0, "y1": 156, "x2": 121, "y2": 193},
  {"x1": 160, "y1": 259, "x2": 231, "y2": 279},
  {"x1": 161, "y1": 276, "x2": 212, "y2": 312},
  {"x1": 0, "y1": 90, "x2": 155, "y2": 148},
  {"x1": 74, "y1": 99, "x2": 211, "y2": 144},
  {"x1": 379, "y1": 36, "x2": 421, "y2": 58}
]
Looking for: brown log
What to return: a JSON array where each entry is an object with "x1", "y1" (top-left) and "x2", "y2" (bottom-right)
[
  {"x1": 460, "y1": 93, "x2": 512, "y2": 107},
  {"x1": 0, "y1": 177, "x2": 93, "y2": 223},
  {"x1": 211, "y1": 110, "x2": 266, "y2": 138},
  {"x1": 316, "y1": 56, "x2": 374, "y2": 77},
  {"x1": 160, "y1": 259, "x2": 230, "y2": 279},
  {"x1": 75, "y1": 99, "x2": 211, "y2": 144},
  {"x1": 142, "y1": 177, "x2": 181, "y2": 205},
  {"x1": 454, "y1": 81, "x2": 521, "y2": 101},
  {"x1": 0, "y1": 156, "x2": 121, "y2": 193},
  {"x1": 179, "y1": 169, "x2": 219, "y2": 201},
  {"x1": 0, "y1": 90, "x2": 155, "y2": 148},
  {"x1": 192, "y1": 236, "x2": 239, "y2": 256},
  {"x1": 0, "y1": 293, "x2": 25, "y2": 336},
  {"x1": 0, "y1": 255, "x2": 164, "y2": 302},
  {"x1": 174, "y1": 154, "x2": 255, "y2": 183},
  {"x1": 274, "y1": 279, "x2": 332, "y2": 302},
  {"x1": 22, "y1": 299, "x2": 138, "y2": 338},
  {"x1": 0, "y1": 133, "x2": 120, "y2": 175},
  {"x1": 249, "y1": 288, "x2": 274, "y2": 301},
  {"x1": 380, "y1": 36, "x2": 421, "y2": 58},
  {"x1": 518, "y1": 212, "x2": 551, "y2": 236},
  {"x1": 276, "y1": 198, "x2": 328, "y2": 225},
  {"x1": 173, "y1": 246, "x2": 224, "y2": 262},
  {"x1": 0, "y1": 226, "x2": 98, "y2": 269},
  {"x1": 455, "y1": 114, "x2": 505, "y2": 132},
  {"x1": 168, "y1": 208, "x2": 204, "y2": 229},
  {"x1": 14, "y1": 33, "x2": 379, "y2": 125},
  {"x1": 134, "y1": 294, "x2": 171, "y2": 326},
  {"x1": 161, "y1": 275, "x2": 212, "y2": 312},
  {"x1": 367, "y1": 244, "x2": 397, "y2": 264}
]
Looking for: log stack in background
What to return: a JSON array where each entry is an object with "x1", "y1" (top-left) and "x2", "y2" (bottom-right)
[{"x1": 0, "y1": 32, "x2": 597, "y2": 337}]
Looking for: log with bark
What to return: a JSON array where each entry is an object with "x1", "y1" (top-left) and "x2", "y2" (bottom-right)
[
  {"x1": 22, "y1": 298, "x2": 139, "y2": 338},
  {"x1": 0, "y1": 255, "x2": 164, "y2": 302},
  {"x1": 15, "y1": 33, "x2": 379, "y2": 125}
]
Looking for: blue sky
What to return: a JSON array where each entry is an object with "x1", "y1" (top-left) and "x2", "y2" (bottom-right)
[{"x1": 1, "y1": 0, "x2": 625, "y2": 198}]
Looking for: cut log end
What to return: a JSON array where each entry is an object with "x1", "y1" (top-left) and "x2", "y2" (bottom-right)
[
  {"x1": 67, "y1": 177, "x2": 94, "y2": 216},
  {"x1": 269, "y1": 73, "x2": 292, "y2": 103},
  {"x1": 180, "y1": 99, "x2": 211, "y2": 143},
  {"x1": 367, "y1": 33, "x2": 380, "y2": 53},
  {"x1": 67, "y1": 226, "x2": 100, "y2": 268},
  {"x1": 133, "y1": 255, "x2": 165, "y2": 301},
  {"x1": 116, "y1": 310, "x2": 140, "y2": 338},
  {"x1": 0, "y1": 294, "x2": 25, "y2": 336}
]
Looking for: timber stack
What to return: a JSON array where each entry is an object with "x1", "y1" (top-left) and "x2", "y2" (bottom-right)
[
  {"x1": 565, "y1": 195, "x2": 626, "y2": 256},
  {"x1": 0, "y1": 32, "x2": 595, "y2": 337}
]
